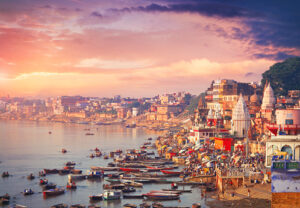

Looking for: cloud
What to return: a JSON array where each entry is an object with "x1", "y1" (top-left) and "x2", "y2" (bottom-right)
[
  {"x1": 119, "y1": 2, "x2": 256, "y2": 18},
  {"x1": 254, "y1": 52, "x2": 296, "y2": 61},
  {"x1": 75, "y1": 58, "x2": 152, "y2": 69},
  {"x1": 91, "y1": 11, "x2": 103, "y2": 18}
]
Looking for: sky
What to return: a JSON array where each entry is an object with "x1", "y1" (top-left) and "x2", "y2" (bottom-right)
[{"x1": 0, "y1": 0, "x2": 299, "y2": 97}]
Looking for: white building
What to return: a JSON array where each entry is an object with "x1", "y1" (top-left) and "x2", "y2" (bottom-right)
[{"x1": 231, "y1": 94, "x2": 251, "y2": 138}]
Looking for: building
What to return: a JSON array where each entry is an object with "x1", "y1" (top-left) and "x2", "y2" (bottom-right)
[
  {"x1": 261, "y1": 82, "x2": 276, "y2": 121},
  {"x1": 231, "y1": 94, "x2": 251, "y2": 138},
  {"x1": 265, "y1": 109, "x2": 300, "y2": 167}
]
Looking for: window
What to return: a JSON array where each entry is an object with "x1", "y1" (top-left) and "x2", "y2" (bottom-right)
[{"x1": 285, "y1": 119, "x2": 293, "y2": 125}]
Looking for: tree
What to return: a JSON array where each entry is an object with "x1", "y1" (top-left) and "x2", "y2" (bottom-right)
[{"x1": 261, "y1": 57, "x2": 300, "y2": 96}]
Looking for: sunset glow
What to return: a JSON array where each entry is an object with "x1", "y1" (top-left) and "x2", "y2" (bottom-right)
[{"x1": 0, "y1": 0, "x2": 299, "y2": 97}]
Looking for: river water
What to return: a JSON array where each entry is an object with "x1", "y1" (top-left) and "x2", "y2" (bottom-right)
[{"x1": 0, "y1": 120, "x2": 207, "y2": 208}]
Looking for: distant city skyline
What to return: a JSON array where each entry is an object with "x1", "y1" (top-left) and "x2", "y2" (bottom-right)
[{"x1": 0, "y1": 0, "x2": 299, "y2": 97}]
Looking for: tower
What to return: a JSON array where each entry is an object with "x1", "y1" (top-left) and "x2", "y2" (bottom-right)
[
  {"x1": 261, "y1": 82, "x2": 275, "y2": 121},
  {"x1": 231, "y1": 94, "x2": 251, "y2": 137}
]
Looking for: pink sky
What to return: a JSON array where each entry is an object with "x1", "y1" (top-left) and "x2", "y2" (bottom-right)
[{"x1": 0, "y1": 0, "x2": 299, "y2": 97}]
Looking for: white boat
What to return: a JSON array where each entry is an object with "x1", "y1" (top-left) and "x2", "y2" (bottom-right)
[{"x1": 103, "y1": 190, "x2": 121, "y2": 200}]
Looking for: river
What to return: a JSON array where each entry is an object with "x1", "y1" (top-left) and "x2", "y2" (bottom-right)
[{"x1": 0, "y1": 120, "x2": 207, "y2": 208}]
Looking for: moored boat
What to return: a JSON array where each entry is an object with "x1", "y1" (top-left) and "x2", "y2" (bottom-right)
[
  {"x1": 70, "y1": 169, "x2": 82, "y2": 174},
  {"x1": 143, "y1": 192, "x2": 180, "y2": 200},
  {"x1": 59, "y1": 169, "x2": 71, "y2": 175},
  {"x1": 89, "y1": 194, "x2": 103, "y2": 201},
  {"x1": 160, "y1": 170, "x2": 182, "y2": 176},
  {"x1": 66, "y1": 161, "x2": 76, "y2": 166},
  {"x1": 103, "y1": 190, "x2": 121, "y2": 200},
  {"x1": 122, "y1": 187, "x2": 136, "y2": 193},
  {"x1": 44, "y1": 169, "x2": 59, "y2": 174},
  {"x1": 51, "y1": 203, "x2": 68, "y2": 208},
  {"x1": 123, "y1": 204, "x2": 137, "y2": 208},
  {"x1": 120, "y1": 168, "x2": 140, "y2": 172},
  {"x1": 68, "y1": 174, "x2": 86, "y2": 181},
  {"x1": 70, "y1": 204, "x2": 86, "y2": 208},
  {"x1": 123, "y1": 194, "x2": 144, "y2": 199},
  {"x1": 42, "y1": 183, "x2": 56, "y2": 190},
  {"x1": 43, "y1": 188, "x2": 65, "y2": 197}
]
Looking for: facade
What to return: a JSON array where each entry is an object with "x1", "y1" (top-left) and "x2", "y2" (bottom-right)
[
  {"x1": 265, "y1": 109, "x2": 300, "y2": 167},
  {"x1": 231, "y1": 94, "x2": 251, "y2": 138}
]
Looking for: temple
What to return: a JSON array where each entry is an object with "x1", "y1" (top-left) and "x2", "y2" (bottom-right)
[{"x1": 231, "y1": 94, "x2": 251, "y2": 138}]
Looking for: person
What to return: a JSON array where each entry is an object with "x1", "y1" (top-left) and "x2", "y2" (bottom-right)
[{"x1": 247, "y1": 188, "x2": 251, "y2": 197}]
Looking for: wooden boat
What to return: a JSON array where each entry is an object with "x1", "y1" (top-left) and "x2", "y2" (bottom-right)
[
  {"x1": 27, "y1": 173, "x2": 35, "y2": 180},
  {"x1": 120, "y1": 168, "x2": 140, "y2": 172},
  {"x1": 106, "y1": 178, "x2": 121, "y2": 183},
  {"x1": 1, "y1": 172, "x2": 9, "y2": 178},
  {"x1": 51, "y1": 204, "x2": 68, "y2": 208},
  {"x1": 122, "y1": 187, "x2": 136, "y2": 193},
  {"x1": 42, "y1": 183, "x2": 57, "y2": 190},
  {"x1": 44, "y1": 169, "x2": 58, "y2": 174},
  {"x1": 66, "y1": 161, "x2": 76, "y2": 166},
  {"x1": 121, "y1": 180, "x2": 143, "y2": 187},
  {"x1": 71, "y1": 169, "x2": 82, "y2": 174},
  {"x1": 150, "y1": 190, "x2": 180, "y2": 194},
  {"x1": 66, "y1": 182, "x2": 77, "y2": 189},
  {"x1": 123, "y1": 204, "x2": 137, "y2": 208},
  {"x1": 43, "y1": 188, "x2": 65, "y2": 197},
  {"x1": 162, "y1": 189, "x2": 192, "y2": 193},
  {"x1": 40, "y1": 178, "x2": 48, "y2": 185},
  {"x1": 90, "y1": 154, "x2": 95, "y2": 158},
  {"x1": 0, "y1": 194, "x2": 10, "y2": 205},
  {"x1": 152, "y1": 203, "x2": 163, "y2": 208},
  {"x1": 89, "y1": 194, "x2": 103, "y2": 201},
  {"x1": 0, "y1": 198, "x2": 9, "y2": 205},
  {"x1": 87, "y1": 206, "x2": 101, "y2": 208},
  {"x1": 59, "y1": 169, "x2": 70, "y2": 175},
  {"x1": 103, "y1": 184, "x2": 125, "y2": 190},
  {"x1": 70, "y1": 204, "x2": 85, "y2": 208},
  {"x1": 91, "y1": 166, "x2": 119, "y2": 171},
  {"x1": 103, "y1": 190, "x2": 121, "y2": 200},
  {"x1": 139, "y1": 202, "x2": 151, "y2": 208},
  {"x1": 68, "y1": 174, "x2": 86, "y2": 181},
  {"x1": 64, "y1": 166, "x2": 74, "y2": 170},
  {"x1": 161, "y1": 170, "x2": 182, "y2": 176},
  {"x1": 23, "y1": 189, "x2": 34, "y2": 196},
  {"x1": 10, "y1": 205, "x2": 28, "y2": 208},
  {"x1": 123, "y1": 194, "x2": 144, "y2": 199},
  {"x1": 143, "y1": 192, "x2": 180, "y2": 200},
  {"x1": 133, "y1": 179, "x2": 152, "y2": 184}
]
